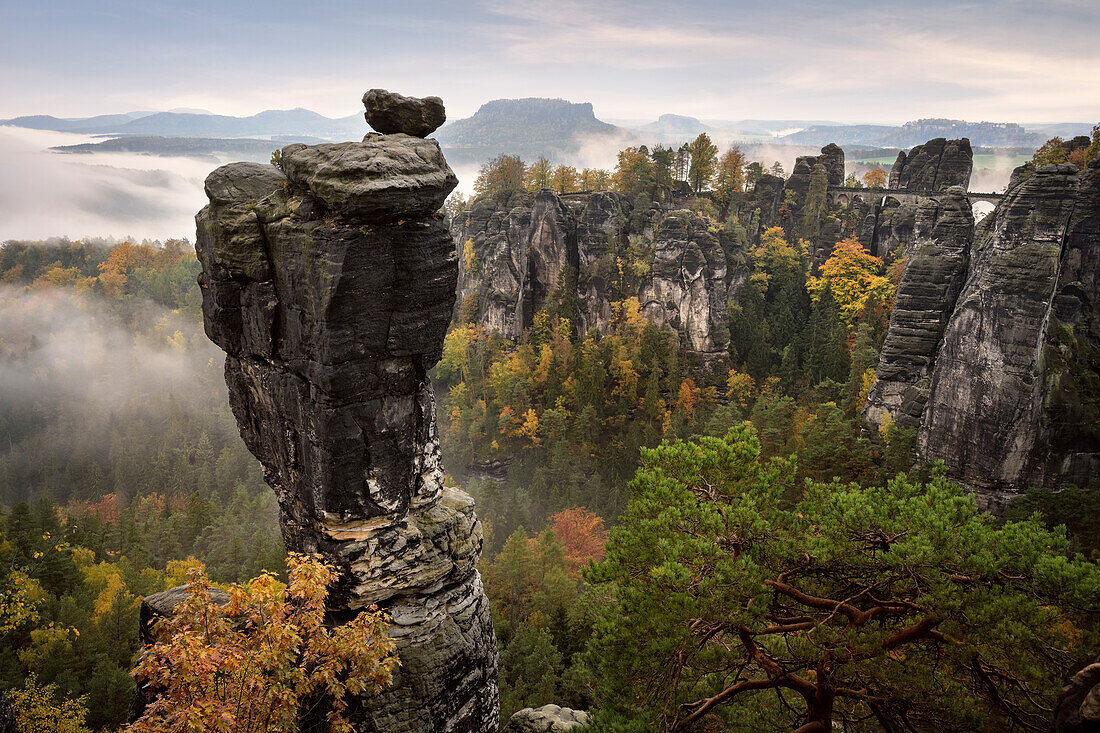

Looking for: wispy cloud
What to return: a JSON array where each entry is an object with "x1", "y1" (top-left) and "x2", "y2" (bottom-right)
[
  {"x1": 480, "y1": 0, "x2": 761, "y2": 68},
  {"x1": 0, "y1": 0, "x2": 1097, "y2": 124}
]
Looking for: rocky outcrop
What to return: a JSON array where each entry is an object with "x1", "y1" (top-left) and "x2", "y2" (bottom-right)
[
  {"x1": 889, "y1": 137, "x2": 973, "y2": 192},
  {"x1": 638, "y1": 211, "x2": 730, "y2": 354},
  {"x1": 138, "y1": 585, "x2": 231, "y2": 646},
  {"x1": 363, "y1": 89, "x2": 446, "y2": 137},
  {"x1": 817, "y1": 143, "x2": 846, "y2": 187},
  {"x1": 454, "y1": 189, "x2": 742, "y2": 357},
  {"x1": 863, "y1": 187, "x2": 975, "y2": 431},
  {"x1": 501, "y1": 705, "x2": 589, "y2": 732},
  {"x1": 194, "y1": 94, "x2": 498, "y2": 731},
  {"x1": 865, "y1": 160, "x2": 1100, "y2": 508},
  {"x1": 1053, "y1": 659, "x2": 1100, "y2": 733},
  {"x1": 785, "y1": 145, "x2": 845, "y2": 208}
]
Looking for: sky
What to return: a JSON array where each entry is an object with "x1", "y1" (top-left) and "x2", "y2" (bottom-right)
[{"x1": 2, "y1": 0, "x2": 1098, "y2": 124}]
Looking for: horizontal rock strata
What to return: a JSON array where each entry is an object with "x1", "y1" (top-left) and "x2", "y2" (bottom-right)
[{"x1": 196, "y1": 114, "x2": 498, "y2": 731}]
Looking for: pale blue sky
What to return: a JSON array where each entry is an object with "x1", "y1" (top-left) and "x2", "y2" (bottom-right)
[{"x1": 2, "y1": 0, "x2": 1097, "y2": 123}]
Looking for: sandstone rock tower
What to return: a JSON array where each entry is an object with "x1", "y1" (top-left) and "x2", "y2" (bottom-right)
[{"x1": 195, "y1": 90, "x2": 499, "y2": 731}]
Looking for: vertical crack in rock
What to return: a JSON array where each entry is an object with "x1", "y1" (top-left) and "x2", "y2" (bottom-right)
[
  {"x1": 865, "y1": 159, "x2": 1100, "y2": 509},
  {"x1": 453, "y1": 190, "x2": 740, "y2": 360},
  {"x1": 195, "y1": 93, "x2": 499, "y2": 732}
]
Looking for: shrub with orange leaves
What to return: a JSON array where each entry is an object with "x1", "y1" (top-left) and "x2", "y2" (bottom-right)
[{"x1": 130, "y1": 554, "x2": 397, "y2": 733}]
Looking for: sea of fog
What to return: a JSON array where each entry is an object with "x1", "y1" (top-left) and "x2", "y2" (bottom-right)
[
  {"x1": 0, "y1": 127, "x2": 224, "y2": 243},
  {"x1": 0, "y1": 126, "x2": 1017, "y2": 244}
]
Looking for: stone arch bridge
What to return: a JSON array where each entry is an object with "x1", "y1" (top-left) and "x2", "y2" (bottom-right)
[{"x1": 827, "y1": 186, "x2": 1004, "y2": 210}]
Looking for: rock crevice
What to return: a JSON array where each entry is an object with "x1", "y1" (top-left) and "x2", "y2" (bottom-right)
[{"x1": 866, "y1": 159, "x2": 1100, "y2": 508}]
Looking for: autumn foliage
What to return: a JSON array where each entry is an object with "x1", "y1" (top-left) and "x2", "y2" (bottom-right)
[
  {"x1": 547, "y1": 507, "x2": 608, "y2": 576},
  {"x1": 861, "y1": 167, "x2": 887, "y2": 188},
  {"x1": 808, "y1": 237, "x2": 895, "y2": 326},
  {"x1": 130, "y1": 554, "x2": 398, "y2": 733}
]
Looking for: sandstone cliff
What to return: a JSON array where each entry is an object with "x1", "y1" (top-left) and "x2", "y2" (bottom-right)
[
  {"x1": 866, "y1": 159, "x2": 1100, "y2": 508},
  {"x1": 453, "y1": 189, "x2": 745, "y2": 358},
  {"x1": 194, "y1": 92, "x2": 499, "y2": 731},
  {"x1": 889, "y1": 137, "x2": 973, "y2": 192}
]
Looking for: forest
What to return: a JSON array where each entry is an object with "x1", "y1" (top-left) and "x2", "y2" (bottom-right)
[{"x1": 0, "y1": 126, "x2": 1098, "y2": 731}]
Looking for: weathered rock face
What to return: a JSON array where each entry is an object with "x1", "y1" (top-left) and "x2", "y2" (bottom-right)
[
  {"x1": 638, "y1": 211, "x2": 730, "y2": 354},
  {"x1": 817, "y1": 143, "x2": 846, "y2": 187},
  {"x1": 1053, "y1": 658, "x2": 1100, "y2": 733},
  {"x1": 863, "y1": 187, "x2": 975, "y2": 432},
  {"x1": 454, "y1": 189, "x2": 743, "y2": 357},
  {"x1": 362, "y1": 88, "x2": 446, "y2": 138},
  {"x1": 784, "y1": 147, "x2": 841, "y2": 210},
  {"x1": 195, "y1": 107, "x2": 499, "y2": 731},
  {"x1": 865, "y1": 160, "x2": 1100, "y2": 508},
  {"x1": 279, "y1": 136, "x2": 457, "y2": 220},
  {"x1": 889, "y1": 137, "x2": 973, "y2": 192}
]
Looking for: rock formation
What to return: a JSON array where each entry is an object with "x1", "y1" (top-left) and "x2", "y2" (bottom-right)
[
  {"x1": 363, "y1": 88, "x2": 446, "y2": 138},
  {"x1": 889, "y1": 137, "x2": 973, "y2": 192},
  {"x1": 501, "y1": 705, "x2": 589, "y2": 732},
  {"x1": 194, "y1": 93, "x2": 498, "y2": 731},
  {"x1": 863, "y1": 187, "x2": 975, "y2": 431},
  {"x1": 1053, "y1": 658, "x2": 1100, "y2": 733},
  {"x1": 453, "y1": 189, "x2": 744, "y2": 358},
  {"x1": 865, "y1": 159, "x2": 1100, "y2": 509},
  {"x1": 784, "y1": 144, "x2": 845, "y2": 206}
]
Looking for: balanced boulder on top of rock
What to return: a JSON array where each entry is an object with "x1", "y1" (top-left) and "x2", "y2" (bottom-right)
[
  {"x1": 193, "y1": 92, "x2": 498, "y2": 731},
  {"x1": 363, "y1": 88, "x2": 446, "y2": 137}
]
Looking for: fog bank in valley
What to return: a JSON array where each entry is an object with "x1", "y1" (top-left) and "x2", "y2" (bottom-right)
[
  {"x1": 0, "y1": 127, "x2": 213, "y2": 242},
  {"x1": 0, "y1": 285, "x2": 224, "y2": 417}
]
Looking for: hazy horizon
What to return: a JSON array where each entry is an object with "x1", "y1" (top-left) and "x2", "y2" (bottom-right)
[{"x1": 3, "y1": 0, "x2": 1098, "y2": 124}]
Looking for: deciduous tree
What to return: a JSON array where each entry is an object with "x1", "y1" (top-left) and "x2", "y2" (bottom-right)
[
  {"x1": 130, "y1": 554, "x2": 397, "y2": 733},
  {"x1": 686, "y1": 134, "x2": 718, "y2": 194},
  {"x1": 474, "y1": 155, "x2": 526, "y2": 198},
  {"x1": 862, "y1": 167, "x2": 887, "y2": 188},
  {"x1": 525, "y1": 157, "x2": 554, "y2": 191}
]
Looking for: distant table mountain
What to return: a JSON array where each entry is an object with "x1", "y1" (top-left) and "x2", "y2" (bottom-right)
[{"x1": 433, "y1": 98, "x2": 633, "y2": 164}]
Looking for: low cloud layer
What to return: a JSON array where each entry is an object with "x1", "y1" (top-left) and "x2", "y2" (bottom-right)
[
  {"x1": 0, "y1": 127, "x2": 213, "y2": 242},
  {"x1": 0, "y1": 285, "x2": 223, "y2": 414}
]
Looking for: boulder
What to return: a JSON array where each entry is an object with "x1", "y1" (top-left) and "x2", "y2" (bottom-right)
[
  {"x1": 502, "y1": 705, "x2": 590, "y2": 732},
  {"x1": 363, "y1": 88, "x2": 446, "y2": 137},
  {"x1": 279, "y1": 135, "x2": 457, "y2": 220},
  {"x1": 889, "y1": 137, "x2": 973, "y2": 192},
  {"x1": 139, "y1": 585, "x2": 230, "y2": 645},
  {"x1": 1053, "y1": 659, "x2": 1100, "y2": 733}
]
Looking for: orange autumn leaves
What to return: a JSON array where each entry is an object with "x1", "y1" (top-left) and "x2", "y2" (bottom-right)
[{"x1": 130, "y1": 554, "x2": 397, "y2": 733}]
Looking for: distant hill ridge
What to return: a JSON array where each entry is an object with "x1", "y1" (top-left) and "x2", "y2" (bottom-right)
[
  {"x1": 1, "y1": 107, "x2": 365, "y2": 140},
  {"x1": 2, "y1": 100, "x2": 1091, "y2": 165}
]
